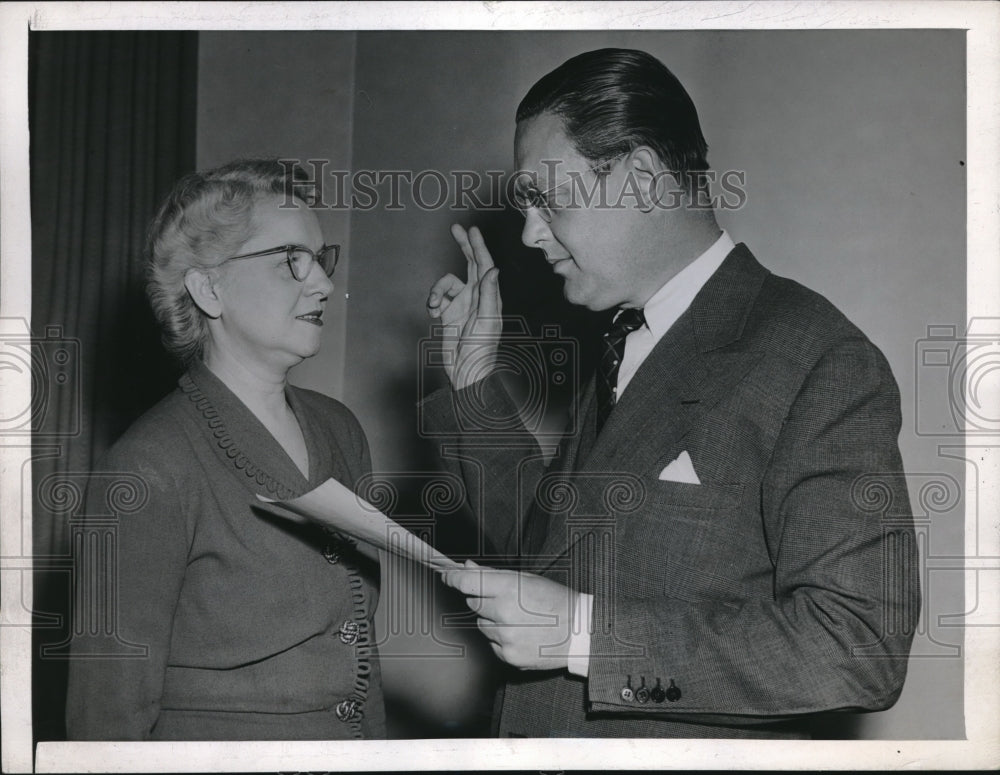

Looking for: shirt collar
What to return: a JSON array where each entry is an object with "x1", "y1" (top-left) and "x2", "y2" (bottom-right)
[{"x1": 639, "y1": 230, "x2": 735, "y2": 341}]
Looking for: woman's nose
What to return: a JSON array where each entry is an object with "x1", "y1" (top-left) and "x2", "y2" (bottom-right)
[{"x1": 305, "y1": 258, "x2": 335, "y2": 295}]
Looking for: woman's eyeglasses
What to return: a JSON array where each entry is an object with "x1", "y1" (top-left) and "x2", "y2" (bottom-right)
[{"x1": 217, "y1": 244, "x2": 340, "y2": 282}]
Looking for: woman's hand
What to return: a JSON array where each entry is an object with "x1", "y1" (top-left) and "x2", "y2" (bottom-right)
[{"x1": 426, "y1": 225, "x2": 502, "y2": 390}]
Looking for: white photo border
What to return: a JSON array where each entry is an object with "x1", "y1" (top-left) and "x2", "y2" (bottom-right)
[{"x1": 1, "y1": 1, "x2": 998, "y2": 772}]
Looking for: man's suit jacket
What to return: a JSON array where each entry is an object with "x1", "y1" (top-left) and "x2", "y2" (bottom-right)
[{"x1": 422, "y1": 244, "x2": 919, "y2": 738}]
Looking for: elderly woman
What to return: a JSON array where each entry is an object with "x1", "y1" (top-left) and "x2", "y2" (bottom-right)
[{"x1": 65, "y1": 159, "x2": 384, "y2": 740}]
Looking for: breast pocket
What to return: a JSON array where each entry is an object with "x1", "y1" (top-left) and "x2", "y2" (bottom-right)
[{"x1": 645, "y1": 480, "x2": 745, "y2": 511}]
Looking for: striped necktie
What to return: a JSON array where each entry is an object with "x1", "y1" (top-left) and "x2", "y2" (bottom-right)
[{"x1": 595, "y1": 307, "x2": 646, "y2": 434}]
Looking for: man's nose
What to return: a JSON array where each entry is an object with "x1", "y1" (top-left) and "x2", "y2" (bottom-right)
[{"x1": 520, "y1": 208, "x2": 551, "y2": 248}]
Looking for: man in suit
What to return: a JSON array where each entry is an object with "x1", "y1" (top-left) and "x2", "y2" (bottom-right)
[{"x1": 421, "y1": 48, "x2": 919, "y2": 738}]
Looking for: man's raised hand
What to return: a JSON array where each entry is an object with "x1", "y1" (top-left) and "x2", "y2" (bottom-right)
[{"x1": 426, "y1": 225, "x2": 502, "y2": 389}]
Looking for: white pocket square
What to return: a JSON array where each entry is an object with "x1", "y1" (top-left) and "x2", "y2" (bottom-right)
[{"x1": 657, "y1": 450, "x2": 701, "y2": 484}]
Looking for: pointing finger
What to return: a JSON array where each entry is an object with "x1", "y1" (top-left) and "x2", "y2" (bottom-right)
[
  {"x1": 450, "y1": 223, "x2": 473, "y2": 259},
  {"x1": 467, "y1": 278, "x2": 481, "y2": 330},
  {"x1": 440, "y1": 568, "x2": 485, "y2": 596},
  {"x1": 450, "y1": 223, "x2": 479, "y2": 286},
  {"x1": 468, "y1": 226, "x2": 496, "y2": 275}
]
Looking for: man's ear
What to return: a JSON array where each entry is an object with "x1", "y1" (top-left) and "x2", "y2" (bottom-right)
[
  {"x1": 626, "y1": 147, "x2": 666, "y2": 213},
  {"x1": 184, "y1": 267, "x2": 223, "y2": 319}
]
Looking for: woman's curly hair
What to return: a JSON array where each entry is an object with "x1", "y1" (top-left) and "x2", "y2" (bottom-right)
[{"x1": 145, "y1": 158, "x2": 316, "y2": 365}]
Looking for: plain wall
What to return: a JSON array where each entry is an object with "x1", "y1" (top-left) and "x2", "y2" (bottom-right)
[
  {"x1": 199, "y1": 30, "x2": 966, "y2": 740},
  {"x1": 197, "y1": 31, "x2": 357, "y2": 399}
]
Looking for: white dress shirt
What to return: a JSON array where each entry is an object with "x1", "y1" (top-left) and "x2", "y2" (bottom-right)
[{"x1": 567, "y1": 230, "x2": 736, "y2": 677}]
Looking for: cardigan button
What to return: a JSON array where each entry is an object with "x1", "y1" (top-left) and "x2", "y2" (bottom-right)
[
  {"x1": 335, "y1": 698, "x2": 361, "y2": 722},
  {"x1": 322, "y1": 542, "x2": 341, "y2": 564},
  {"x1": 338, "y1": 620, "x2": 361, "y2": 645}
]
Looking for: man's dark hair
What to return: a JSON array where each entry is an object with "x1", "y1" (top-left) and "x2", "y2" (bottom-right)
[{"x1": 516, "y1": 48, "x2": 709, "y2": 183}]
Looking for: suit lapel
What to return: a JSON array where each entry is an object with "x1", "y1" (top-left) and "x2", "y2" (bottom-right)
[
  {"x1": 530, "y1": 244, "x2": 770, "y2": 574},
  {"x1": 583, "y1": 314, "x2": 763, "y2": 477},
  {"x1": 567, "y1": 378, "x2": 598, "y2": 472}
]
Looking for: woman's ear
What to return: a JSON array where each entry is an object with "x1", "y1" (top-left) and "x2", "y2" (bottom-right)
[{"x1": 184, "y1": 267, "x2": 222, "y2": 319}]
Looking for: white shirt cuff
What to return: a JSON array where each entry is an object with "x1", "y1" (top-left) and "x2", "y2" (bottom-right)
[{"x1": 567, "y1": 592, "x2": 593, "y2": 677}]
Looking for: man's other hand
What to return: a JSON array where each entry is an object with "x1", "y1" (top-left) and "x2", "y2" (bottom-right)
[{"x1": 441, "y1": 560, "x2": 577, "y2": 671}]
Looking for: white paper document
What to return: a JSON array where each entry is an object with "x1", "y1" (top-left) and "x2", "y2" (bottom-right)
[{"x1": 254, "y1": 477, "x2": 461, "y2": 571}]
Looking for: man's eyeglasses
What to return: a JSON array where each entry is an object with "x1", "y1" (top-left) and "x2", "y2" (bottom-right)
[
  {"x1": 218, "y1": 244, "x2": 340, "y2": 282},
  {"x1": 512, "y1": 153, "x2": 627, "y2": 223}
]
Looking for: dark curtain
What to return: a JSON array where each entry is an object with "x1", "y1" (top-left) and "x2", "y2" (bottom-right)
[{"x1": 29, "y1": 31, "x2": 197, "y2": 742}]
